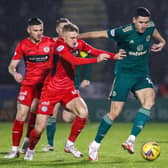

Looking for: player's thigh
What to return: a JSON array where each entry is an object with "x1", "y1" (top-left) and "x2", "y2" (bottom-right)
[
  {"x1": 30, "y1": 98, "x2": 39, "y2": 113},
  {"x1": 37, "y1": 87, "x2": 59, "y2": 116},
  {"x1": 134, "y1": 77, "x2": 155, "y2": 106},
  {"x1": 65, "y1": 97, "x2": 88, "y2": 118},
  {"x1": 62, "y1": 109, "x2": 75, "y2": 123},
  {"x1": 109, "y1": 75, "x2": 135, "y2": 101},
  {"x1": 30, "y1": 83, "x2": 43, "y2": 113},
  {"x1": 135, "y1": 88, "x2": 155, "y2": 108},
  {"x1": 52, "y1": 103, "x2": 61, "y2": 118}
]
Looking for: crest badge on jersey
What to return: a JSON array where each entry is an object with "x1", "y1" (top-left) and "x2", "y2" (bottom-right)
[
  {"x1": 43, "y1": 46, "x2": 50, "y2": 53},
  {"x1": 57, "y1": 45, "x2": 64, "y2": 52}
]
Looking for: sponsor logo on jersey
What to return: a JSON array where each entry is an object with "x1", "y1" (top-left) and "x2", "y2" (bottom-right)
[
  {"x1": 43, "y1": 46, "x2": 50, "y2": 53},
  {"x1": 110, "y1": 29, "x2": 115, "y2": 37},
  {"x1": 146, "y1": 35, "x2": 151, "y2": 42},
  {"x1": 56, "y1": 45, "x2": 64, "y2": 52},
  {"x1": 26, "y1": 55, "x2": 49, "y2": 62},
  {"x1": 128, "y1": 50, "x2": 147, "y2": 56},
  {"x1": 41, "y1": 106, "x2": 48, "y2": 112}
]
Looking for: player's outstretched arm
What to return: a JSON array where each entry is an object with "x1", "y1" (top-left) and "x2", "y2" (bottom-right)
[
  {"x1": 151, "y1": 29, "x2": 166, "y2": 52},
  {"x1": 8, "y1": 60, "x2": 23, "y2": 83},
  {"x1": 79, "y1": 30, "x2": 108, "y2": 39}
]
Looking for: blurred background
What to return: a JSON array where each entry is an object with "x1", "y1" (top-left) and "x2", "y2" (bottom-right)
[{"x1": 0, "y1": 0, "x2": 167, "y2": 122}]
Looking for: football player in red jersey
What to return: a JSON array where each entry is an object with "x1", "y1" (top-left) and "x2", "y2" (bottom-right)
[
  {"x1": 5, "y1": 18, "x2": 55, "y2": 159},
  {"x1": 24, "y1": 23, "x2": 126, "y2": 160},
  {"x1": 20, "y1": 17, "x2": 72, "y2": 154}
]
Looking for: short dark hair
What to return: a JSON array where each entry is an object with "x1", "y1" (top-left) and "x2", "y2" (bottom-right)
[
  {"x1": 28, "y1": 17, "x2": 43, "y2": 26},
  {"x1": 56, "y1": 18, "x2": 70, "y2": 27},
  {"x1": 135, "y1": 7, "x2": 151, "y2": 18},
  {"x1": 62, "y1": 23, "x2": 79, "y2": 33}
]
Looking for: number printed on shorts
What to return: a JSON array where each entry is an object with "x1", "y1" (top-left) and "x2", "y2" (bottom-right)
[{"x1": 146, "y1": 77, "x2": 153, "y2": 84}]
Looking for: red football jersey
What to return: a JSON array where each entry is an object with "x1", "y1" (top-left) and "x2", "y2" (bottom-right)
[
  {"x1": 47, "y1": 38, "x2": 115, "y2": 90},
  {"x1": 12, "y1": 36, "x2": 55, "y2": 85}
]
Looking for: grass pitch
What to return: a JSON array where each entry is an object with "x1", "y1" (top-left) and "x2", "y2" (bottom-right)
[{"x1": 0, "y1": 122, "x2": 168, "y2": 168}]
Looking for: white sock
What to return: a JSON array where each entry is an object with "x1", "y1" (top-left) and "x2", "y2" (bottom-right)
[
  {"x1": 67, "y1": 140, "x2": 74, "y2": 146},
  {"x1": 92, "y1": 140, "x2": 100, "y2": 148},
  {"x1": 127, "y1": 135, "x2": 136, "y2": 142},
  {"x1": 12, "y1": 146, "x2": 19, "y2": 151}
]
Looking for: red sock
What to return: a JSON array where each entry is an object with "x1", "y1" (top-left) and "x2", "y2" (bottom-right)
[
  {"x1": 26, "y1": 112, "x2": 36, "y2": 138},
  {"x1": 29, "y1": 129, "x2": 41, "y2": 150},
  {"x1": 68, "y1": 116, "x2": 87, "y2": 142},
  {"x1": 12, "y1": 120, "x2": 24, "y2": 146}
]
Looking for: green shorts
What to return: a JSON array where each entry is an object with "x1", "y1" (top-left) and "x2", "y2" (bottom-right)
[{"x1": 109, "y1": 74, "x2": 154, "y2": 101}]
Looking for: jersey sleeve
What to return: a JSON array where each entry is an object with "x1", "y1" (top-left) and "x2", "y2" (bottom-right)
[
  {"x1": 12, "y1": 42, "x2": 24, "y2": 60},
  {"x1": 107, "y1": 26, "x2": 125, "y2": 42},
  {"x1": 80, "y1": 40, "x2": 116, "y2": 59},
  {"x1": 55, "y1": 44, "x2": 98, "y2": 65}
]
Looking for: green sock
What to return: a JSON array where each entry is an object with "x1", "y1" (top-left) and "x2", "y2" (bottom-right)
[
  {"x1": 46, "y1": 117, "x2": 56, "y2": 147},
  {"x1": 131, "y1": 107, "x2": 151, "y2": 136},
  {"x1": 95, "y1": 115, "x2": 113, "y2": 143}
]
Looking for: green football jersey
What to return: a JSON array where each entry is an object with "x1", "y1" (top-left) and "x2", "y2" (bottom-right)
[{"x1": 107, "y1": 21, "x2": 155, "y2": 77}]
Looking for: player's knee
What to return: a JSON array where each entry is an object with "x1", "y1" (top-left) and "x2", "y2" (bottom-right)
[
  {"x1": 35, "y1": 121, "x2": 45, "y2": 134},
  {"x1": 108, "y1": 106, "x2": 122, "y2": 120},
  {"x1": 108, "y1": 111, "x2": 120, "y2": 120},
  {"x1": 77, "y1": 107, "x2": 88, "y2": 118},
  {"x1": 16, "y1": 111, "x2": 27, "y2": 121},
  {"x1": 63, "y1": 117, "x2": 72, "y2": 123},
  {"x1": 143, "y1": 100, "x2": 155, "y2": 109}
]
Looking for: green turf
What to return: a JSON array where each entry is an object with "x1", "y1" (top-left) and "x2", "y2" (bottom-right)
[{"x1": 0, "y1": 122, "x2": 168, "y2": 168}]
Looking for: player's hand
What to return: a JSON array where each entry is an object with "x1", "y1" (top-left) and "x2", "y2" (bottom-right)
[
  {"x1": 14, "y1": 72, "x2": 23, "y2": 83},
  {"x1": 151, "y1": 43, "x2": 165, "y2": 52},
  {"x1": 114, "y1": 49, "x2": 127, "y2": 60},
  {"x1": 97, "y1": 53, "x2": 110, "y2": 62},
  {"x1": 80, "y1": 80, "x2": 90, "y2": 88}
]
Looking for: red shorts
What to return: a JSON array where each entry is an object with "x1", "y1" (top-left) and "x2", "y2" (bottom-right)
[
  {"x1": 37, "y1": 86, "x2": 80, "y2": 115},
  {"x1": 17, "y1": 84, "x2": 43, "y2": 106}
]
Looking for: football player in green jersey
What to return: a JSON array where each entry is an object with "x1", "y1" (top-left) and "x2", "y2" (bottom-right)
[{"x1": 80, "y1": 7, "x2": 166, "y2": 160}]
